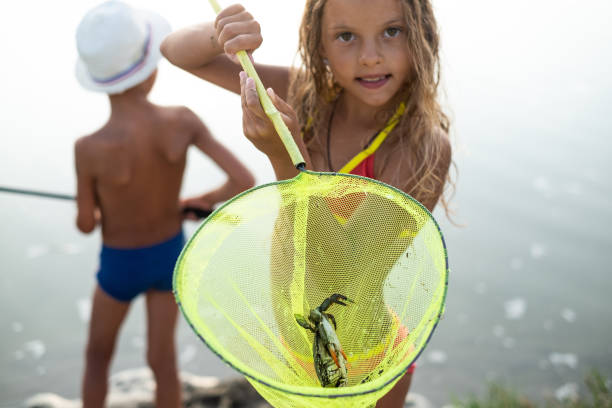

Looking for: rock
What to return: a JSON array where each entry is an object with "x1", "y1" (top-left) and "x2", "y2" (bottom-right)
[
  {"x1": 106, "y1": 368, "x2": 155, "y2": 407},
  {"x1": 405, "y1": 392, "x2": 434, "y2": 408},
  {"x1": 24, "y1": 369, "x2": 269, "y2": 408},
  {"x1": 216, "y1": 377, "x2": 270, "y2": 408},
  {"x1": 24, "y1": 393, "x2": 79, "y2": 408},
  {"x1": 180, "y1": 372, "x2": 221, "y2": 401}
]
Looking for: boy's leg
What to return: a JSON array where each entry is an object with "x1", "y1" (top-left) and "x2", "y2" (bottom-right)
[
  {"x1": 145, "y1": 289, "x2": 181, "y2": 408},
  {"x1": 376, "y1": 371, "x2": 413, "y2": 408},
  {"x1": 82, "y1": 285, "x2": 131, "y2": 408}
]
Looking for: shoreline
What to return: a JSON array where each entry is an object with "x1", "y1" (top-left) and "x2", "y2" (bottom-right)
[{"x1": 24, "y1": 367, "x2": 433, "y2": 408}]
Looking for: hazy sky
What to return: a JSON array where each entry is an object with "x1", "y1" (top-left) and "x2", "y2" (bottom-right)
[{"x1": 0, "y1": 0, "x2": 610, "y2": 194}]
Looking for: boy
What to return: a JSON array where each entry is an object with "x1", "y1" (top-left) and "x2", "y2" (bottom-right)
[{"x1": 74, "y1": 2, "x2": 255, "y2": 407}]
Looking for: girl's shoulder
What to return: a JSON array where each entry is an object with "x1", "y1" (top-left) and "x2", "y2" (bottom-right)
[
  {"x1": 379, "y1": 124, "x2": 451, "y2": 211},
  {"x1": 432, "y1": 125, "x2": 452, "y2": 160},
  {"x1": 392, "y1": 123, "x2": 451, "y2": 162}
]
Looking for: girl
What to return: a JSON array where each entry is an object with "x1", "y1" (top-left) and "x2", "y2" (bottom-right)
[{"x1": 162, "y1": 0, "x2": 451, "y2": 406}]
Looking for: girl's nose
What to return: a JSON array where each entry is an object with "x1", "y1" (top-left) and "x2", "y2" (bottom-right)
[{"x1": 358, "y1": 39, "x2": 382, "y2": 67}]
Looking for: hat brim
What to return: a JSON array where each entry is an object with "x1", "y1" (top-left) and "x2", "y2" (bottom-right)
[{"x1": 75, "y1": 9, "x2": 171, "y2": 94}]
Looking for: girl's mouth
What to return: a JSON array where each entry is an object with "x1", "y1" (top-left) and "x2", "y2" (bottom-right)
[{"x1": 356, "y1": 74, "x2": 391, "y2": 89}]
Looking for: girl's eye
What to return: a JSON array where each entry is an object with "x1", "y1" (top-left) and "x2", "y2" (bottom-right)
[
  {"x1": 384, "y1": 27, "x2": 402, "y2": 38},
  {"x1": 337, "y1": 32, "x2": 354, "y2": 42}
]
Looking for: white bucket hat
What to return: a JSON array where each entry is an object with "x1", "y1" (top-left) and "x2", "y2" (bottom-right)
[{"x1": 75, "y1": 0, "x2": 171, "y2": 94}]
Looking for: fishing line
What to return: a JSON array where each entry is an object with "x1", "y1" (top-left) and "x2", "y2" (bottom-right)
[{"x1": 0, "y1": 185, "x2": 211, "y2": 219}]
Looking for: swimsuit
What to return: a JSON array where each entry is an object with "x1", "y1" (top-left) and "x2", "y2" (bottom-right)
[
  {"x1": 336, "y1": 102, "x2": 406, "y2": 178},
  {"x1": 97, "y1": 229, "x2": 185, "y2": 302},
  {"x1": 301, "y1": 103, "x2": 406, "y2": 179}
]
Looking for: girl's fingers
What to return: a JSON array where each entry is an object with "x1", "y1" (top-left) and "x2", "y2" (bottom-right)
[
  {"x1": 246, "y1": 51, "x2": 255, "y2": 64},
  {"x1": 243, "y1": 76, "x2": 267, "y2": 120},
  {"x1": 216, "y1": 18, "x2": 260, "y2": 43},
  {"x1": 239, "y1": 71, "x2": 247, "y2": 107},
  {"x1": 240, "y1": 72, "x2": 270, "y2": 137},
  {"x1": 240, "y1": 72, "x2": 298, "y2": 153},
  {"x1": 242, "y1": 106, "x2": 271, "y2": 141},
  {"x1": 215, "y1": 8, "x2": 251, "y2": 30},
  {"x1": 221, "y1": 29, "x2": 262, "y2": 55},
  {"x1": 267, "y1": 88, "x2": 299, "y2": 132},
  {"x1": 214, "y1": 7, "x2": 261, "y2": 67},
  {"x1": 239, "y1": 71, "x2": 253, "y2": 114},
  {"x1": 215, "y1": 8, "x2": 261, "y2": 61},
  {"x1": 267, "y1": 88, "x2": 293, "y2": 115},
  {"x1": 214, "y1": 4, "x2": 246, "y2": 28}
]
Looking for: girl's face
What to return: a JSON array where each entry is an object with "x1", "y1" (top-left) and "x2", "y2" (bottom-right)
[{"x1": 320, "y1": 0, "x2": 411, "y2": 110}]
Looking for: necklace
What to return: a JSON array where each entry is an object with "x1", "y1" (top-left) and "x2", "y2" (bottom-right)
[{"x1": 326, "y1": 101, "x2": 380, "y2": 172}]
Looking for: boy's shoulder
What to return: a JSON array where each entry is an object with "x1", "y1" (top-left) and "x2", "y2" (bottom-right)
[
  {"x1": 74, "y1": 105, "x2": 206, "y2": 160},
  {"x1": 151, "y1": 104, "x2": 204, "y2": 133},
  {"x1": 74, "y1": 130, "x2": 107, "y2": 176},
  {"x1": 158, "y1": 103, "x2": 199, "y2": 121},
  {"x1": 74, "y1": 129, "x2": 105, "y2": 156},
  {"x1": 80, "y1": 104, "x2": 200, "y2": 139}
]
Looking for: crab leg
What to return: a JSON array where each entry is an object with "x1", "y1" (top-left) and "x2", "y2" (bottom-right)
[{"x1": 327, "y1": 345, "x2": 340, "y2": 368}]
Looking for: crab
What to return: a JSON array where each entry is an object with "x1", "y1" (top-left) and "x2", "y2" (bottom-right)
[{"x1": 295, "y1": 293, "x2": 354, "y2": 387}]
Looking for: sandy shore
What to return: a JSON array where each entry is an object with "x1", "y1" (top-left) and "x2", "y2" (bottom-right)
[{"x1": 24, "y1": 367, "x2": 434, "y2": 408}]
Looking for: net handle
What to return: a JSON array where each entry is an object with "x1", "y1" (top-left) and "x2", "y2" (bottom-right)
[{"x1": 208, "y1": 0, "x2": 306, "y2": 169}]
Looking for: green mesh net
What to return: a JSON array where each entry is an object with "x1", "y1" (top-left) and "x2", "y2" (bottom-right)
[{"x1": 174, "y1": 170, "x2": 448, "y2": 407}]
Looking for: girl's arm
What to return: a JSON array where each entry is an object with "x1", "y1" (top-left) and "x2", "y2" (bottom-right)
[
  {"x1": 420, "y1": 132, "x2": 451, "y2": 212},
  {"x1": 161, "y1": 4, "x2": 291, "y2": 98},
  {"x1": 180, "y1": 108, "x2": 256, "y2": 214},
  {"x1": 388, "y1": 131, "x2": 451, "y2": 213}
]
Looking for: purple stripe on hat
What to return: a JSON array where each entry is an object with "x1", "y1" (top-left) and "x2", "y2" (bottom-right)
[{"x1": 92, "y1": 23, "x2": 152, "y2": 85}]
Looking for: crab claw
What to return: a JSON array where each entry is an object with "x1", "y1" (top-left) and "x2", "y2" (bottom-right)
[
  {"x1": 337, "y1": 297, "x2": 355, "y2": 306},
  {"x1": 295, "y1": 314, "x2": 314, "y2": 332},
  {"x1": 320, "y1": 294, "x2": 354, "y2": 311},
  {"x1": 333, "y1": 294, "x2": 354, "y2": 306}
]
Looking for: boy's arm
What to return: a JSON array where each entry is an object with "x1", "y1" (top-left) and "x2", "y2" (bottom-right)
[
  {"x1": 160, "y1": 5, "x2": 291, "y2": 98},
  {"x1": 180, "y1": 109, "x2": 256, "y2": 213},
  {"x1": 74, "y1": 138, "x2": 98, "y2": 233}
]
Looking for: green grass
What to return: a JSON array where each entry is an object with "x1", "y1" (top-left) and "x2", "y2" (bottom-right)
[{"x1": 453, "y1": 371, "x2": 611, "y2": 408}]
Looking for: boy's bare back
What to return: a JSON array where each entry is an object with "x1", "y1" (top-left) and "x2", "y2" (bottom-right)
[{"x1": 76, "y1": 100, "x2": 202, "y2": 247}]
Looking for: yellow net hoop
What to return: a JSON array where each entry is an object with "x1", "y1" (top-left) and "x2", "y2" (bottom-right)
[{"x1": 174, "y1": 171, "x2": 448, "y2": 407}]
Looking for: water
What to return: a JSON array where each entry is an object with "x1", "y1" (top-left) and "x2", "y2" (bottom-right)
[{"x1": 1, "y1": 1, "x2": 611, "y2": 407}]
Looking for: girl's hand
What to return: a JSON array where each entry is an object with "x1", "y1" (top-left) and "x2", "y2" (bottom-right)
[
  {"x1": 239, "y1": 71, "x2": 300, "y2": 161},
  {"x1": 214, "y1": 4, "x2": 262, "y2": 64}
]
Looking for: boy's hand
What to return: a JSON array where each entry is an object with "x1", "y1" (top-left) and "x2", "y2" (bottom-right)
[
  {"x1": 240, "y1": 71, "x2": 300, "y2": 161},
  {"x1": 180, "y1": 196, "x2": 214, "y2": 221},
  {"x1": 214, "y1": 4, "x2": 262, "y2": 65},
  {"x1": 182, "y1": 207, "x2": 212, "y2": 221}
]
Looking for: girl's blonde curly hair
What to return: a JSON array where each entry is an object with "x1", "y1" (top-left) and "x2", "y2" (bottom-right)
[{"x1": 288, "y1": 0, "x2": 453, "y2": 212}]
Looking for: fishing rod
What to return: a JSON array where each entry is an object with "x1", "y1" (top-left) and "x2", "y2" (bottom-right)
[
  {"x1": 0, "y1": 186, "x2": 212, "y2": 219},
  {"x1": 0, "y1": 186, "x2": 74, "y2": 201}
]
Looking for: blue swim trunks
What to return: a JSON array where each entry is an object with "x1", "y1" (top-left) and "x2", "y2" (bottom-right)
[{"x1": 97, "y1": 230, "x2": 185, "y2": 302}]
